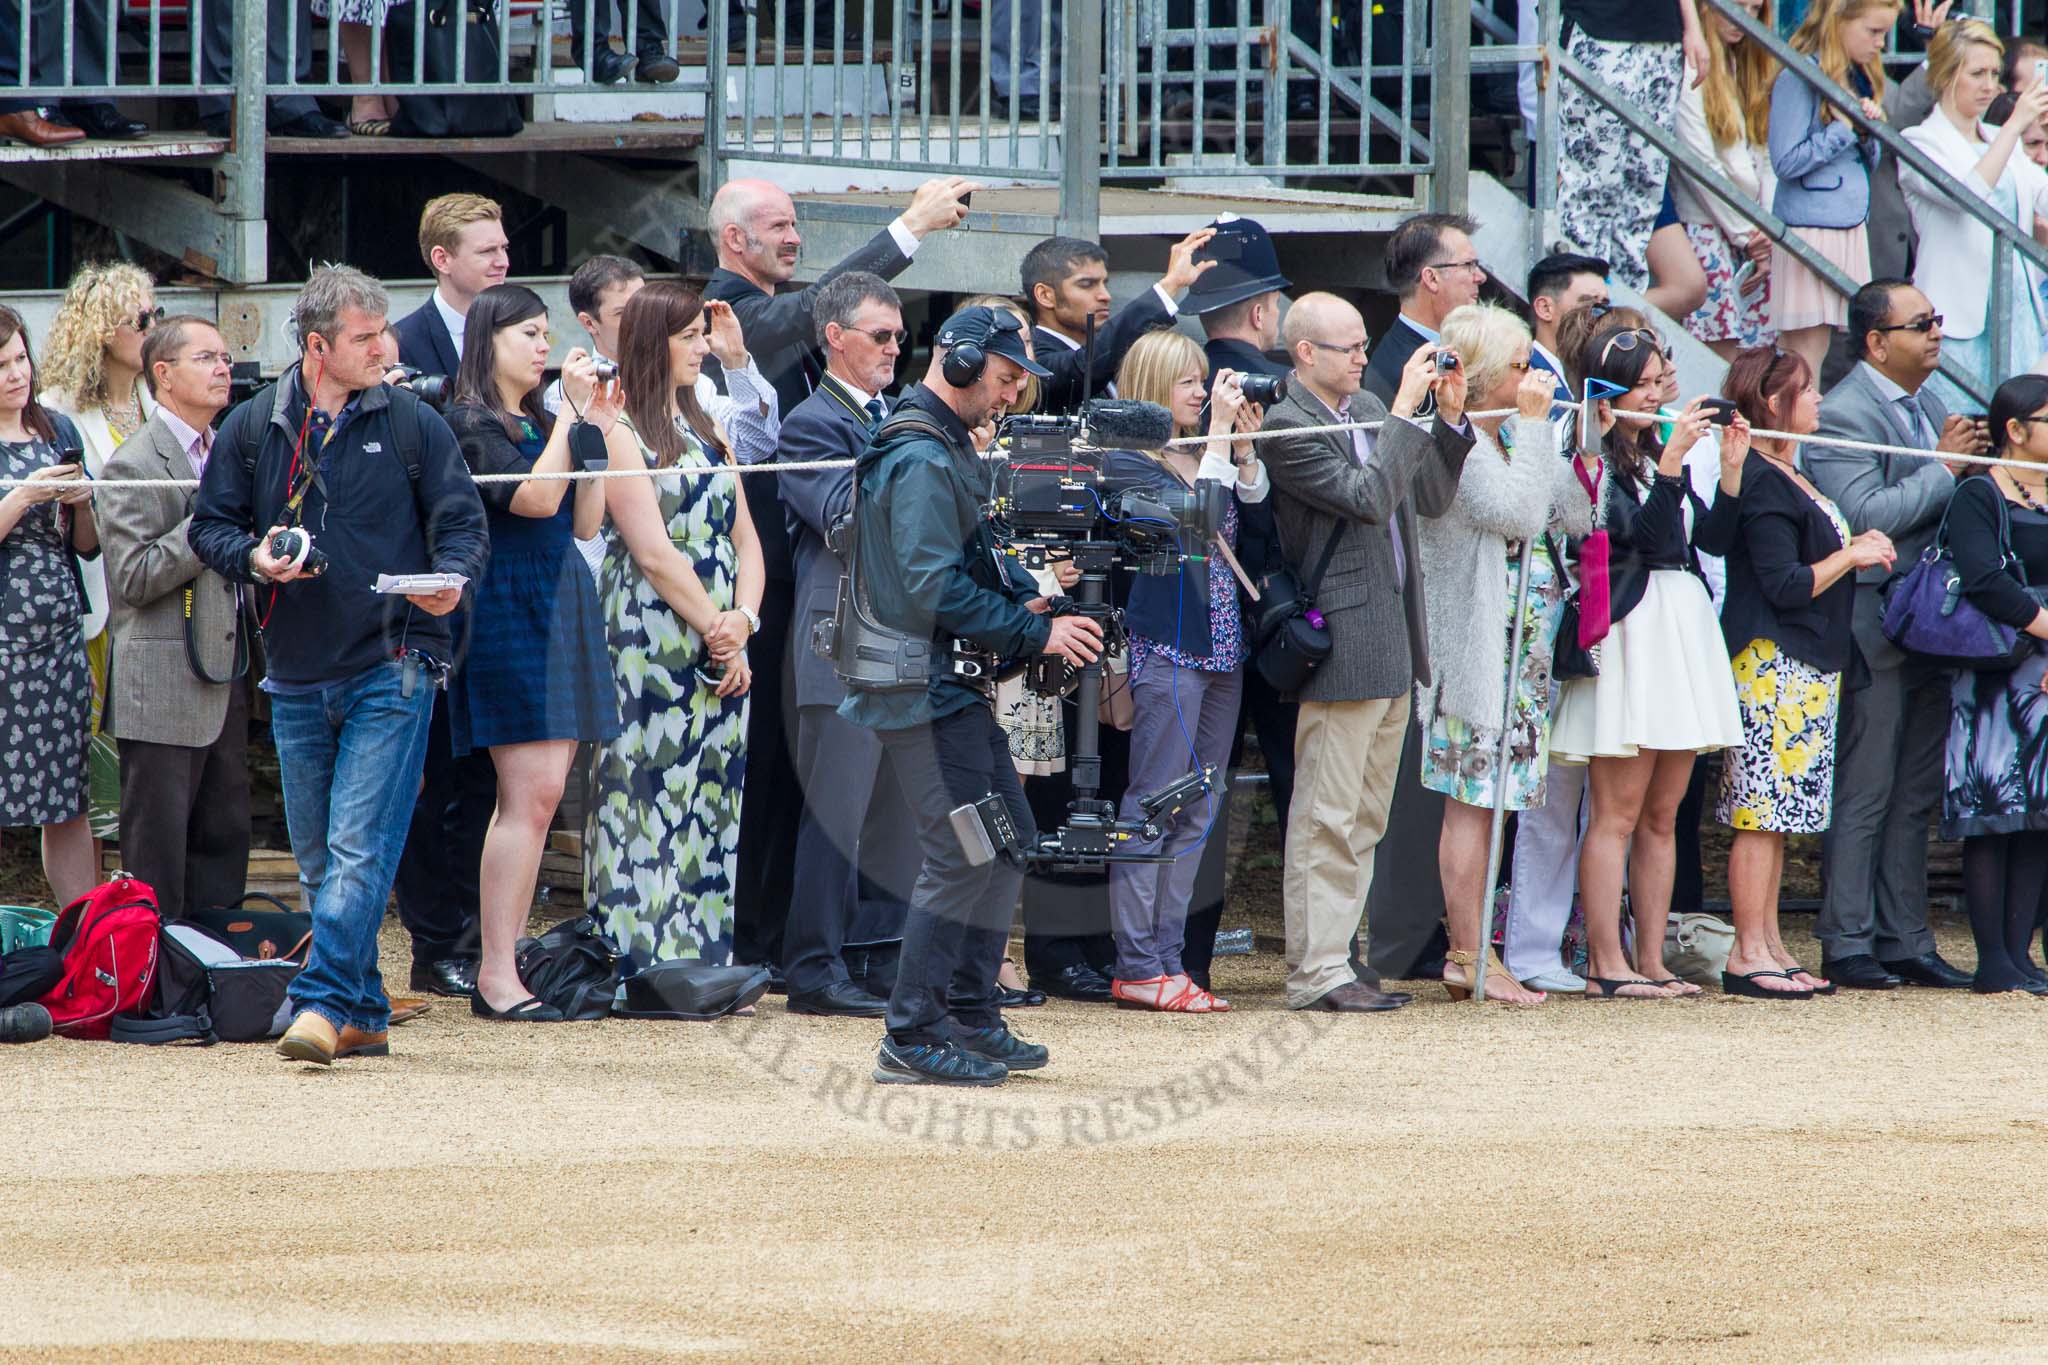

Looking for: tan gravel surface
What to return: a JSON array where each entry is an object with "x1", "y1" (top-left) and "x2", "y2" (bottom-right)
[{"x1": 5, "y1": 913, "x2": 2047, "y2": 1362}]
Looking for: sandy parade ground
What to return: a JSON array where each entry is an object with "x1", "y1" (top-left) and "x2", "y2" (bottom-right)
[{"x1": 6, "y1": 906, "x2": 2048, "y2": 1362}]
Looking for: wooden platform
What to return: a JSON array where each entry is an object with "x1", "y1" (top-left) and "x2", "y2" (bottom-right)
[
  {"x1": 0, "y1": 131, "x2": 226, "y2": 163},
  {"x1": 270, "y1": 117, "x2": 703, "y2": 157}
]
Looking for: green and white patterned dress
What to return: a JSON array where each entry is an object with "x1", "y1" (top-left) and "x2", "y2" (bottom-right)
[{"x1": 586, "y1": 419, "x2": 749, "y2": 967}]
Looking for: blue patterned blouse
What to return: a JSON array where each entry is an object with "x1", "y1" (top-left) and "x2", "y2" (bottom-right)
[{"x1": 1130, "y1": 496, "x2": 1245, "y2": 678}]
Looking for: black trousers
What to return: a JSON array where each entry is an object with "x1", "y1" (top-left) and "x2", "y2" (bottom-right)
[
  {"x1": 1235, "y1": 669, "x2": 1297, "y2": 843},
  {"x1": 879, "y1": 707, "x2": 1032, "y2": 1046},
  {"x1": 0, "y1": 0, "x2": 113, "y2": 114},
  {"x1": 735, "y1": 578, "x2": 803, "y2": 972},
  {"x1": 1020, "y1": 702, "x2": 1126, "y2": 979},
  {"x1": 391, "y1": 688, "x2": 493, "y2": 965},
  {"x1": 571, "y1": 0, "x2": 670, "y2": 52},
  {"x1": 785, "y1": 701, "x2": 915, "y2": 995},
  {"x1": 198, "y1": 0, "x2": 320, "y2": 120},
  {"x1": 115, "y1": 686, "x2": 252, "y2": 924}
]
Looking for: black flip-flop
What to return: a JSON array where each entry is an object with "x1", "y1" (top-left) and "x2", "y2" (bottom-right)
[
  {"x1": 470, "y1": 994, "x2": 565, "y2": 1022},
  {"x1": 1783, "y1": 965, "x2": 1838, "y2": 995},
  {"x1": 1645, "y1": 978, "x2": 1704, "y2": 997},
  {"x1": 1586, "y1": 976, "x2": 1670, "y2": 1000},
  {"x1": 1721, "y1": 969, "x2": 1815, "y2": 1000}
]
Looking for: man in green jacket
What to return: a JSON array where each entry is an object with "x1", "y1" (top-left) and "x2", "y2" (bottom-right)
[{"x1": 843, "y1": 306, "x2": 1103, "y2": 1086}]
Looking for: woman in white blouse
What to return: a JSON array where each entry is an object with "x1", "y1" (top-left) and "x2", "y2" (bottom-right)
[
  {"x1": 1901, "y1": 17, "x2": 2048, "y2": 411},
  {"x1": 1676, "y1": 0, "x2": 1780, "y2": 359}
]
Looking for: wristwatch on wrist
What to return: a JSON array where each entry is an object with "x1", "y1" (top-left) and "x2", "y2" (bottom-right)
[
  {"x1": 737, "y1": 604, "x2": 761, "y2": 636},
  {"x1": 247, "y1": 544, "x2": 268, "y2": 583}
]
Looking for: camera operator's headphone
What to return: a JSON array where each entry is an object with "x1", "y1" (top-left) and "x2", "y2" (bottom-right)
[{"x1": 939, "y1": 323, "x2": 989, "y2": 388}]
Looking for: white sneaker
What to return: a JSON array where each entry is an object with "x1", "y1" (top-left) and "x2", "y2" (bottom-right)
[{"x1": 1520, "y1": 969, "x2": 1588, "y2": 994}]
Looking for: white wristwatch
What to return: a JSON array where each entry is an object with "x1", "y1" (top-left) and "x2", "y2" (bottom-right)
[{"x1": 737, "y1": 605, "x2": 761, "y2": 636}]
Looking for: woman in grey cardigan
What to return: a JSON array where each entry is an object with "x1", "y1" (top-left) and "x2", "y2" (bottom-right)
[{"x1": 1418, "y1": 304, "x2": 1595, "y2": 1004}]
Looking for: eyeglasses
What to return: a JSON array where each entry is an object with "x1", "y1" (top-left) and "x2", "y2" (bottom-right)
[
  {"x1": 1307, "y1": 339, "x2": 1369, "y2": 360},
  {"x1": 1506, "y1": 358, "x2": 1532, "y2": 372},
  {"x1": 1426, "y1": 258, "x2": 1484, "y2": 275},
  {"x1": 1597, "y1": 327, "x2": 1672, "y2": 370},
  {"x1": 849, "y1": 327, "x2": 909, "y2": 347},
  {"x1": 124, "y1": 306, "x2": 165, "y2": 333},
  {"x1": 179, "y1": 350, "x2": 233, "y2": 368},
  {"x1": 1873, "y1": 313, "x2": 1944, "y2": 334}
]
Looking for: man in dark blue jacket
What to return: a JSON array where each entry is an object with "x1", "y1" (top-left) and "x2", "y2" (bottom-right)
[
  {"x1": 843, "y1": 306, "x2": 1101, "y2": 1086},
  {"x1": 190, "y1": 266, "x2": 490, "y2": 1066},
  {"x1": 1021, "y1": 228, "x2": 1216, "y2": 413},
  {"x1": 776, "y1": 271, "x2": 918, "y2": 1017}
]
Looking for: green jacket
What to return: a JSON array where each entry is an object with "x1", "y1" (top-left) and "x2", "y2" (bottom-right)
[{"x1": 839, "y1": 385, "x2": 1050, "y2": 731}]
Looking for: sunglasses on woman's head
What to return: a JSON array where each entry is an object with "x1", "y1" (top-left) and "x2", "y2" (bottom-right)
[{"x1": 1597, "y1": 327, "x2": 1671, "y2": 371}]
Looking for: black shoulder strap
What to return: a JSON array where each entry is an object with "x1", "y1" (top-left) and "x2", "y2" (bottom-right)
[
  {"x1": 235, "y1": 384, "x2": 277, "y2": 477},
  {"x1": 110, "y1": 1008, "x2": 216, "y2": 1046},
  {"x1": 381, "y1": 384, "x2": 425, "y2": 481},
  {"x1": 1304, "y1": 521, "x2": 1349, "y2": 596}
]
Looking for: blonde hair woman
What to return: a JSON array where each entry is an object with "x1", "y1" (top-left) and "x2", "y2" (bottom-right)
[
  {"x1": 1100, "y1": 328, "x2": 1269, "y2": 1012},
  {"x1": 1901, "y1": 17, "x2": 2048, "y2": 412},
  {"x1": 1677, "y1": 0, "x2": 1779, "y2": 357},
  {"x1": 1419, "y1": 305, "x2": 1594, "y2": 1004}
]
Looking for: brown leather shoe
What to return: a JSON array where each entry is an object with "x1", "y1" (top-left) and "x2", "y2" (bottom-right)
[
  {"x1": 277, "y1": 1011, "x2": 338, "y2": 1065},
  {"x1": 0, "y1": 110, "x2": 86, "y2": 147},
  {"x1": 1304, "y1": 981, "x2": 1406, "y2": 1013},
  {"x1": 335, "y1": 1025, "x2": 390, "y2": 1059},
  {"x1": 387, "y1": 997, "x2": 432, "y2": 1026}
]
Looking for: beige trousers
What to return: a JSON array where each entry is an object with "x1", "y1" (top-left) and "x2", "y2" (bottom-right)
[{"x1": 1282, "y1": 694, "x2": 1410, "y2": 1008}]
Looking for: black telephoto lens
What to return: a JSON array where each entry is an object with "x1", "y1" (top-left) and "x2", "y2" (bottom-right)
[{"x1": 1238, "y1": 373, "x2": 1287, "y2": 406}]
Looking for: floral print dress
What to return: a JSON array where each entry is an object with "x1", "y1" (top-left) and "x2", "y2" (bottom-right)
[
  {"x1": 586, "y1": 420, "x2": 749, "y2": 968},
  {"x1": 0, "y1": 436, "x2": 91, "y2": 826}
]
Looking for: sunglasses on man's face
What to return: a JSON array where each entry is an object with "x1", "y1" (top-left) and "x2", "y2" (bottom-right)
[{"x1": 1874, "y1": 312, "x2": 1944, "y2": 335}]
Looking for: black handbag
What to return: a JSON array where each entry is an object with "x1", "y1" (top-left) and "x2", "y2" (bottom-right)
[
  {"x1": 1550, "y1": 533, "x2": 1600, "y2": 681},
  {"x1": 1249, "y1": 522, "x2": 1346, "y2": 694},
  {"x1": 186, "y1": 893, "x2": 311, "y2": 962},
  {"x1": 514, "y1": 916, "x2": 626, "y2": 1021},
  {"x1": 390, "y1": 0, "x2": 525, "y2": 139},
  {"x1": 110, "y1": 921, "x2": 300, "y2": 1045}
]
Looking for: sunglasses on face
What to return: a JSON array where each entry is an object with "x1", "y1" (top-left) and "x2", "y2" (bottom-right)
[
  {"x1": 1874, "y1": 313, "x2": 1944, "y2": 335},
  {"x1": 849, "y1": 327, "x2": 909, "y2": 347},
  {"x1": 125, "y1": 305, "x2": 166, "y2": 333}
]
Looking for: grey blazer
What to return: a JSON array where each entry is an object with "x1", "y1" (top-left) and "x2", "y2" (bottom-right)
[
  {"x1": 1803, "y1": 362, "x2": 1955, "y2": 584},
  {"x1": 98, "y1": 414, "x2": 243, "y2": 748},
  {"x1": 1261, "y1": 386, "x2": 1474, "y2": 703}
]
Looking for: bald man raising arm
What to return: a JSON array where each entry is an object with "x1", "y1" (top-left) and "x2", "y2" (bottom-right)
[{"x1": 706, "y1": 174, "x2": 975, "y2": 986}]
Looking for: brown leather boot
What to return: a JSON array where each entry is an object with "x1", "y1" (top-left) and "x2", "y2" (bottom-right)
[
  {"x1": 277, "y1": 1011, "x2": 338, "y2": 1065},
  {"x1": 334, "y1": 1025, "x2": 390, "y2": 1059}
]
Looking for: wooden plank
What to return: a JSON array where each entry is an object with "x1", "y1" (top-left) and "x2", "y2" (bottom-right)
[{"x1": 270, "y1": 119, "x2": 703, "y2": 158}]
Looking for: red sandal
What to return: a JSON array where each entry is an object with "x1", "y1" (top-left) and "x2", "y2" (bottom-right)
[{"x1": 1111, "y1": 973, "x2": 1219, "y2": 1012}]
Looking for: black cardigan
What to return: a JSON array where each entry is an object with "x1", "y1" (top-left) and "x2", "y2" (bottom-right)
[
  {"x1": 1716, "y1": 454, "x2": 1858, "y2": 674},
  {"x1": 1949, "y1": 473, "x2": 2048, "y2": 629},
  {"x1": 1600, "y1": 463, "x2": 1739, "y2": 626}
]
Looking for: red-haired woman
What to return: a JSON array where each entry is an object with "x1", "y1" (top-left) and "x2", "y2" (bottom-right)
[
  {"x1": 587, "y1": 283, "x2": 767, "y2": 972},
  {"x1": 1714, "y1": 345, "x2": 1894, "y2": 997}
]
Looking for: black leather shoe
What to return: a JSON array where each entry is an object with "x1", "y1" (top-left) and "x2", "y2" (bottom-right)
[
  {"x1": 996, "y1": 984, "x2": 1047, "y2": 1008},
  {"x1": 1879, "y1": 951, "x2": 1973, "y2": 989},
  {"x1": 635, "y1": 47, "x2": 681, "y2": 82},
  {"x1": 1821, "y1": 953, "x2": 1900, "y2": 990},
  {"x1": 270, "y1": 110, "x2": 351, "y2": 139},
  {"x1": 409, "y1": 956, "x2": 478, "y2": 997},
  {"x1": 0, "y1": 1002, "x2": 52, "y2": 1044},
  {"x1": 1303, "y1": 981, "x2": 1405, "y2": 1012},
  {"x1": 573, "y1": 46, "x2": 634, "y2": 84},
  {"x1": 198, "y1": 114, "x2": 231, "y2": 138},
  {"x1": 65, "y1": 104, "x2": 148, "y2": 139},
  {"x1": 786, "y1": 980, "x2": 888, "y2": 1017},
  {"x1": 1034, "y1": 962, "x2": 1114, "y2": 1002}
]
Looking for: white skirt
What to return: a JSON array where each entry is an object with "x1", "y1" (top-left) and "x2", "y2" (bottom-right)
[{"x1": 1550, "y1": 569, "x2": 1742, "y2": 763}]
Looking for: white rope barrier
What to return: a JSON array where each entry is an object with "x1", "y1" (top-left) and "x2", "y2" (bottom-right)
[{"x1": 2, "y1": 402, "x2": 2041, "y2": 490}]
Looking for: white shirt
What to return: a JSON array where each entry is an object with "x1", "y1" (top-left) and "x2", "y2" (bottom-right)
[{"x1": 433, "y1": 287, "x2": 468, "y2": 365}]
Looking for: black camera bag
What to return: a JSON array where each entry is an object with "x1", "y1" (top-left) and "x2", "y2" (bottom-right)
[{"x1": 1249, "y1": 522, "x2": 1347, "y2": 694}]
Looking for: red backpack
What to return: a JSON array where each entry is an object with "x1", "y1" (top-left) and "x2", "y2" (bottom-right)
[{"x1": 38, "y1": 876, "x2": 161, "y2": 1040}]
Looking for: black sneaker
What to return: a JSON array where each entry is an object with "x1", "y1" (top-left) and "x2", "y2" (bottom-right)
[
  {"x1": 0, "y1": 1003, "x2": 53, "y2": 1044},
  {"x1": 955, "y1": 1025, "x2": 1048, "y2": 1071},
  {"x1": 873, "y1": 1037, "x2": 1007, "y2": 1086}
]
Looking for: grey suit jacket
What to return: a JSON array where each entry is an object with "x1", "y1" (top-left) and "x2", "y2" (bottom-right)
[
  {"x1": 98, "y1": 414, "x2": 242, "y2": 748},
  {"x1": 1261, "y1": 385, "x2": 1474, "y2": 703},
  {"x1": 1804, "y1": 362, "x2": 1955, "y2": 583}
]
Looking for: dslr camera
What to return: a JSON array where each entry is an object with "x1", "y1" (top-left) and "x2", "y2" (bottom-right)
[{"x1": 387, "y1": 365, "x2": 453, "y2": 409}]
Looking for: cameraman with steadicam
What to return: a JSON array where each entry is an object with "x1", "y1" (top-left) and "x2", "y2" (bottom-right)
[
  {"x1": 189, "y1": 265, "x2": 490, "y2": 1067},
  {"x1": 842, "y1": 305, "x2": 1103, "y2": 1088}
]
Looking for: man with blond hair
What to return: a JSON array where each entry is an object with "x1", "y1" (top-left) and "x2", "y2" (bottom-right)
[
  {"x1": 1259, "y1": 292, "x2": 1472, "y2": 1013},
  {"x1": 703, "y1": 172, "x2": 974, "y2": 986},
  {"x1": 393, "y1": 193, "x2": 511, "y2": 377}
]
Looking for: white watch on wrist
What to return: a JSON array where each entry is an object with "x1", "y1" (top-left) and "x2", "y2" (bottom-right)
[{"x1": 737, "y1": 605, "x2": 760, "y2": 636}]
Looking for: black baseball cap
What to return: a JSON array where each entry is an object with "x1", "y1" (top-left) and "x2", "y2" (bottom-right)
[{"x1": 935, "y1": 305, "x2": 1053, "y2": 379}]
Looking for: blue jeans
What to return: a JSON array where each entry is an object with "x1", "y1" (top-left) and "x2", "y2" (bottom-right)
[{"x1": 271, "y1": 662, "x2": 436, "y2": 1034}]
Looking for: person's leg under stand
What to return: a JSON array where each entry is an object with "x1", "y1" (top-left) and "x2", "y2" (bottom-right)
[
  {"x1": 186, "y1": 684, "x2": 253, "y2": 917},
  {"x1": 945, "y1": 713, "x2": 1038, "y2": 1034},
  {"x1": 785, "y1": 705, "x2": 881, "y2": 996},
  {"x1": 1727, "y1": 829, "x2": 1804, "y2": 992},
  {"x1": 475, "y1": 740, "x2": 576, "y2": 1013},
  {"x1": 1342, "y1": 695, "x2": 1410, "y2": 978},
  {"x1": 1108, "y1": 667, "x2": 1195, "y2": 984},
  {"x1": 1872, "y1": 664, "x2": 1949, "y2": 962},
  {"x1": 271, "y1": 688, "x2": 343, "y2": 1030},
  {"x1": 1963, "y1": 833, "x2": 2023, "y2": 991},
  {"x1": 1629, "y1": 748, "x2": 1699, "y2": 987},
  {"x1": 39, "y1": 815, "x2": 96, "y2": 907},
  {"x1": 1503, "y1": 755, "x2": 1586, "y2": 981},
  {"x1": 1580, "y1": 752, "x2": 1664, "y2": 995},
  {"x1": 1158, "y1": 667, "x2": 1241, "y2": 981},
  {"x1": 392, "y1": 694, "x2": 476, "y2": 980},
  {"x1": 2004, "y1": 833, "x2": 2048, "y2": 984},
  {"x1": 114, "y1": 736, "x2": 203, "y2": 921},
  {"x1": 1818, "y1": 602, "x2": 1901, "y2": 961}
]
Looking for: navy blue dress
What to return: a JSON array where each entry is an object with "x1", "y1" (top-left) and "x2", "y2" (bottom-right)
[{"x1": 449, "y1": 406, "x2": 620, "y2": 755}]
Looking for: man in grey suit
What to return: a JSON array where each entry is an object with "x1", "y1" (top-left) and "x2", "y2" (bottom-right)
[
  {"x1": 1260, "y1": 293, "x2": 1474, "y2": 1012},
  {"x1": 97, "y1": 316, "x2": 250, "y2": 923},
  {"x1": 1804, "y1": 280, "x2": 1985, "y2": 991}
]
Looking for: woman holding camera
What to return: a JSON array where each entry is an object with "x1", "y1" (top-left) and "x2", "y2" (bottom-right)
[
  {"x1": 1550, "y1": 316, "x2": 1746, "y2": 998},
  {"x1": 1713, "y1": 345, "x2": 1892, "y2": 998},
  {"x1": 1418, "y1": 304, "x2": 1594, "y2": 1005},
  {"x1": 1100, "y1": 329, "x2": 1270, "y2": 1012},
  {"x1": 0, "y1": 306, "x2": 99, "y2": 906},
  {"x1": 588, "y1": 283, "x2": 766, "y2": 972},
  {"x1": 446, "y1": 284, "x2": 623, "y2": 1021}
]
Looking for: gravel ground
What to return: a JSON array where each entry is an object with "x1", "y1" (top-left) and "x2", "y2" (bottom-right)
[{"x1": 6, "y1": 910, "x2": 2048, "y2": 1361}]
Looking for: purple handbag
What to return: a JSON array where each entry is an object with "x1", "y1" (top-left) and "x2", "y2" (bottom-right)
[{"x1": 1881, "y1": 477, "x2": 2028, "y2": 670}]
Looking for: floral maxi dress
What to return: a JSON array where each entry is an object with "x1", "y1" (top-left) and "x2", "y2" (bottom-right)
[{"x1": 586, "y1": 424, "x2": 749, "y2": 967}]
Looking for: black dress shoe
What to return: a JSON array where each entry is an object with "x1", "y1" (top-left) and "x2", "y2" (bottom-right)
[
  {"x1": 635, "y1": 47, "x2": 682, "y2": 82},
  {"x1": 270, "y1": 110, "x2": 351, "y2": 139},
  {"x1": 786, "y1": 980, "x2": 888, "y2": 1017},
  {"x1": 1035, "y1": 962, "x2": 1114, "y2": 1002},
  {"x1": 572, "y1": 45, "x2": 634, "y2": 84},
  {"x1": 996, "y1": 984, "x2": 1047, "y2": 1008},
  {"x1": 1879, "y1": 951, "x2": 1974, "y2": 989},
  {"x1": 1821, "y1": 953, "x2": 1900, "y2": 990},
  {"x1": 64, "y1": 104, "x2": 148, "y2": 139},
  {"x1": 409, "y1": 956, "x2": 478, "y2": 997},
  {"x1": 1304, "y1": 981, "x2": 1405, "y2": 1013},
  {"x1": 199, "y1": 114, "x2": 230, "y2": 138}
]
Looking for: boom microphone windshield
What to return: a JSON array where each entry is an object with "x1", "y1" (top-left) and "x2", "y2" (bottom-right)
[{"x1": 1080, "y1": 398, "x2": 1176, "y2": 451}]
